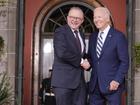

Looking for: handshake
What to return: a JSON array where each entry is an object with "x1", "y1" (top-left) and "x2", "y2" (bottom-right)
[{"x1": 80, "y1": 58, "x2": 90, "y2": 70}]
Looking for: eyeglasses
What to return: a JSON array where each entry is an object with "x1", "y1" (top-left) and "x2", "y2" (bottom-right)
[{"x1": 68, "y1": 16, "x2": 83, "y2": 21}]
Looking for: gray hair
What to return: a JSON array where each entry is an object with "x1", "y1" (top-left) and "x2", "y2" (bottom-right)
[
  {"x1": 94, "y1": 7, "x2": 111, "y2": 19},
  {"x1": 68, "y1": 7, "x2": 84, "y2": 16}
]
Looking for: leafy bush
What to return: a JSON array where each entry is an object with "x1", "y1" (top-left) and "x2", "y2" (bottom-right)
[
  {"x1": 0, "y1": 72, "x2": 13, "y2": 105},
  {"x1": 0, "y1": 36, "x2": 13, "y2": 104}
]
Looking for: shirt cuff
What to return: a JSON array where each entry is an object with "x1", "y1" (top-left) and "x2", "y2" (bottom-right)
[{"x1": 80, "y1": 58, "x2": 84, "y2": 64}]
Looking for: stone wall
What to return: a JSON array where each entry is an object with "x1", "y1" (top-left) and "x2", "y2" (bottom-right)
[
  {"x1": 134, "y1": 0, "x2": 140, "y2": 105},
  {"x1": 0, "y1": 0, "x2": 17, "y2": 104}
]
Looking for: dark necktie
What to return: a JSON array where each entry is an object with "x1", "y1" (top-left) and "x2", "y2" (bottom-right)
[
  {"x1": 74, "y1": 30, "x2": 81, "y2": 51},
  {"x1": 96, "y1": 32, "x2": 104, "y2": 58}
]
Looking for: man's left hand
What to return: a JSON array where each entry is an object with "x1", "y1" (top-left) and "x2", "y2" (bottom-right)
[{"x1": 109, "y1": 80, "x2": 120, "y2": 91}]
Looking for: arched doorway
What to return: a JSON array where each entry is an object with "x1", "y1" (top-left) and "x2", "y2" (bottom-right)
[
  {"x1": 33, "y1": 1, "x2": 102, "y2": 105},
  {"x1": 23, "y1": 0, "x2": 129, "y2": 105},
  {"x1": 40, "y1": 3, "x2": 94, "y2": 80}
]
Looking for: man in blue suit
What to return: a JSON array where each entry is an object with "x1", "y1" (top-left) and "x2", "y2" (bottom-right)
[
  {"x1": 51, "y1": 7, "x2": 90, "y2": 105},
  {"x1": 88, "y1": 7, "x2": 129, "y2": 105}
]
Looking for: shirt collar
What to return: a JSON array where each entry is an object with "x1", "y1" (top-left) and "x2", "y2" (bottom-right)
[
  {"x1": 98, "y1": 25, "x2": 111, "y2": 42},
  {"x1": 71, "y1": 28, "x2": 79, "y2": 33},
  {"x1": 99, "y1": 25, "x2": 110, "y2": 35}
]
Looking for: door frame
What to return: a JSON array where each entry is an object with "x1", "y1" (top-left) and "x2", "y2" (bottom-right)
[{"x1": 32, "y1": 1, "x2": 101, "y2": 104}]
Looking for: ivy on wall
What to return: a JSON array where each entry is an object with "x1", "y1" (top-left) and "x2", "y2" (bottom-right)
[
  {"x1": 134, "y1": 43, "x2": 140, "y2": 71},
  {"x1": 0, "y1": 0, "x2": 8, "y2": 18},
  {"x1": 0, "y1": 0, "x2": 8, "y2": 7},
  {"x1": 0, "y1": 36, "x2": 4, "y2": 58}
]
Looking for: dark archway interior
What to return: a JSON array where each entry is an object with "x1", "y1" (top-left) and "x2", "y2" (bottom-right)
[{"x1": 42, "y1": 4, "x2": 95, "y2": 36}]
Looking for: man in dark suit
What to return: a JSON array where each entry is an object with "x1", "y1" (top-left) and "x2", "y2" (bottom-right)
[
  {"x1": 51, "y1": 7, "x2": 90, "y2": 105},
  {"x1": 88, "y1": 7, "x2": 129, "y2": 105}
]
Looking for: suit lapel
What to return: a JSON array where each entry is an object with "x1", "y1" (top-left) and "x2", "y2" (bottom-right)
[
  {"x1": 92, "y1": 32, "x2": 99, "y2": 61},
  {"x1": 66, "y1": 25, "x2": 81, "y2": 53},
  {"x1": 80, "y1": 31, "x2": 86, "y2": 54},
  {"x1": 99, "y1": 28, "x2": 113, "y2": 58}
]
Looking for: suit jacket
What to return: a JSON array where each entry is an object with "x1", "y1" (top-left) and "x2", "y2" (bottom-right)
[
  {"x1": 51, "y1": 25, "x2": 86, "y2": 89},
  {"x1": 88, "y1": 27, "x2": 129, "y2": 94}
]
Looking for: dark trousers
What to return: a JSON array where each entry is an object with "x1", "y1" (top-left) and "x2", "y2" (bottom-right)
[
  {"x1": 89, "y1": 82, "x2": 122, "y2": 105},
  {"x1": 53, "y1": 79, "x2": 86, "y2": 105}
]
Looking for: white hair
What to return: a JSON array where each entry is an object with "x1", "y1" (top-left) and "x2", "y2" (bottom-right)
[
  {"x1": 94, "y1": 7, "x2": 111, "y2": 20},
  {"x1": 68, "y1": 7, "x2": 84, "y2": 17}
]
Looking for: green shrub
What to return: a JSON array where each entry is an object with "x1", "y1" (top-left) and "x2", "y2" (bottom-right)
[
  {"x1": 0, "y1": 72, "x2": 13, "y2": 105},
  {"x1": 0, "y1": 35, "x2": 13, "y2": 105}
]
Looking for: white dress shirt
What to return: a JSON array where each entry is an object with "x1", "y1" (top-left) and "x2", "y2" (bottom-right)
[{"x1": 98, "y1": 25, "x2": 111, "y2": 44}]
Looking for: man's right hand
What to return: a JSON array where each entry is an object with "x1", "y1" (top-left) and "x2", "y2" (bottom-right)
[{"x1": 81, "y1": 59, "x2": 90, "y2": 70}]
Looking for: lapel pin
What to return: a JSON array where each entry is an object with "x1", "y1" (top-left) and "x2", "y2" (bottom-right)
[{"x1": 108, "y1": 35, "x2": 112, "y2": 37}]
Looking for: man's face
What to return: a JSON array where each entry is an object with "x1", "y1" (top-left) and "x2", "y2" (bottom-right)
[
  {"x1": 67, "y1": 9, "x2": 84, "y2": 30},
  {"x1": 93, "y1": 9, "x2": 109, "y2": 31}
]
